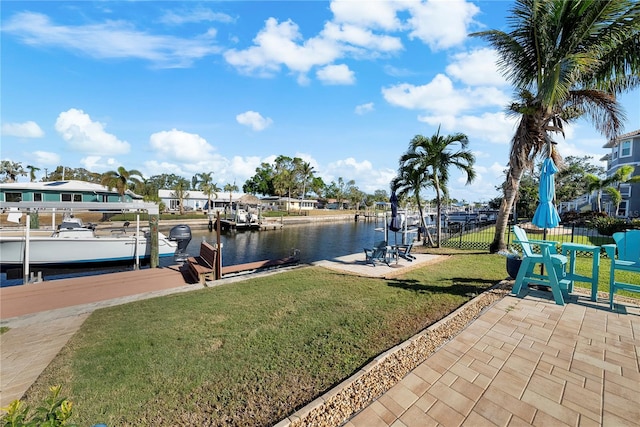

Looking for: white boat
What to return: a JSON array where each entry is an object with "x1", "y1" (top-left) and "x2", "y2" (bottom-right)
[{"x1": 0, "y1": 218, "x2": 178, "y2": 266}]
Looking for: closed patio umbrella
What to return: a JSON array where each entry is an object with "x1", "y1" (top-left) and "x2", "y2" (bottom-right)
[
  {"x1": 532, "y1": 157, "x2": 561, "y2": 233},
  {"x1": 389, "y1": 191, "x2": 402, "y2": 233}
]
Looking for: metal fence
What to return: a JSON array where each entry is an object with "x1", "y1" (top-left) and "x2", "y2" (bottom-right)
[{"x1": 438, "y1": 220, "x2": 614, "y2": 257}]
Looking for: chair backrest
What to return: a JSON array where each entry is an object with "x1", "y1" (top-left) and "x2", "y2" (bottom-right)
[
  {"x1": 612, "y1": 230, "x2": 640, "y2": 262},
  {"x1": 374, "y1": 240, "x2": 388, "y2": 249},
  {"x1": 513, "y1": 226, "x2": 534, "y2": 257}
]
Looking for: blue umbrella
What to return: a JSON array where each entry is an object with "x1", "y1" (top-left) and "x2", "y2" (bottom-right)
[{"x1": 532, "y1": 158, "x2": 561, "y2": 230}]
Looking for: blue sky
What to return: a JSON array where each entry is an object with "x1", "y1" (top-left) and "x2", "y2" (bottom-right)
[{"x1": 2, "y1": 0, "x2": 638, "y2": 203}]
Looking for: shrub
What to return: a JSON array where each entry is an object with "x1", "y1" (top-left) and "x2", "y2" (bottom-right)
[
  {"x1": 587, "y1": 217, "x2": 640, "y2": 236},
  {"x1": 1, "y1": 386, "x2": 75, "y2": 427}
]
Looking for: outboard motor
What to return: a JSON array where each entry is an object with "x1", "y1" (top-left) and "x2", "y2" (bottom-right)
[{"x1": 169, "y1": 224, "x2": 192, "y2": 262}]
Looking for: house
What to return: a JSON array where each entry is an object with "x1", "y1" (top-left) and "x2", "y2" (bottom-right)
[
  {"x1": 600, "y1": 129, "x2": 640, "y2": 217},
  {"x1": 260, "y1": 196, "x2": 318, "y2": 211},
  {"x1": 0, "y1": 180, "x2": 142, "y2": 204},
  {"x1": 158, "y1": 189, "x2": 244, "y2": 212}
]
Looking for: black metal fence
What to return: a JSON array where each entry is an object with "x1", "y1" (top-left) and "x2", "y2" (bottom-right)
[{"x1": 438, "y1": 220, "x2": 615, "y2": 257}]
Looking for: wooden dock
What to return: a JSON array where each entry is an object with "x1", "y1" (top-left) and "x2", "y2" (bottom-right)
[{"x1": 0, "y1": 267, "x2": 189, "y2": 319}]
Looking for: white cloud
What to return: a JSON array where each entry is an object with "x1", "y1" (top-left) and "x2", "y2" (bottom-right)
[
  {"x1": 158, "y1": 7, "x2": 234, "y2": 25},
  {"x1": 236, "y1": 111, "x2": 273, "y2": 131},
  {"x1": 323, "y1": 157, "x2": 395, "y2": 193},
  {"x1": 446, "y1": 48, "x2": 508, "y2": 86},
  {"x1": 382, "y1": 74, "x2": 509, "y2": 116},
  {"x1": 330, "y1": 0, "x2": 403, "y2": 31},
  {"x1": 407, "y1": 0, "x2": 480, "y2": 50},
  {"x1": 3, "y1": 12, "x2": 221, "y2": 68},
  {"x1": 149, "y1": 129, "x2": 215, "y2": 162},
  {"x1": 418, "y1": 112, "x2": 518, "y2": 144},
  {"x1": 55, "y1": 108, "x2": 130, "y2": 155},
  {"x1": 224, "y1": 18, "x2": 340, "y2": 76},
  {"x1": 355, "y1": 102, "x2": 374, "y2": 115},
  {"x1": 321, "y1": 22, "x2": 403, "y2": 53},
  {"x1": 317, "y1": 64, "x2": 355, "y2": 85},
  {"x1": 33, "y1": 151, "x2": 60, "y2": 165},
  {"x1": 1, "y1": 121, "x2": 44, "y2": 138}
]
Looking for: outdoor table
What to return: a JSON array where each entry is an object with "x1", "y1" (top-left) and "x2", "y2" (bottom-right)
[
  {"x1": 561, "y1": 243, "x2": 600, "y2": 301},
  {"x1": 387, "y1": 245, "x2": 399, "y2": 264}
]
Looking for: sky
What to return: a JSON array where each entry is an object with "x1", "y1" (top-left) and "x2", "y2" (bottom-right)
[{"x1": 2, "y1": 0, "x2": 639, "y2": 204}]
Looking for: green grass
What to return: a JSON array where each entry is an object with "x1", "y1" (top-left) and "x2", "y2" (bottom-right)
[
  {"x1": 23, "y1": 255, "x2": 505, "y2": 427},
  {"x1": 0, "y1": 326, "x2": 9, "y2": 335}
]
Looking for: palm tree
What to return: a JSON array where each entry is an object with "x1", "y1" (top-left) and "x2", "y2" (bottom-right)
[
  {"x1": 197, "y1": 172, "x2": 219, "y2": 212},
  {"x1": 101, "y1": 166, "x2": 144, "y2": 201},
  {"x1": 585, "y1": 174, "x2": 609, "y2": 212},
  {"x1": 171, "y1": 178, "x2": 190, "y2": 215},
  {"x1": 607, "y1": 165, "x2": 640, "y2": 215},
  {"x1": 472, "y1": 0, "x2": 640, "y2": 253},
  {"x1": 297, "y1": 160, "x2": 314, "y2": 200},
  {"x1": 391, "y1": 160, "x2": 436, "y2": 247},
  {"x1": 398, "y1": 130, "x2": 476, "y2": 247},
  {"x1": 223, "y1": 182, "x2": 239, "y2": 217},
  {"x1": 26, "y1": 165, "x2": 40, "y2": 182}
]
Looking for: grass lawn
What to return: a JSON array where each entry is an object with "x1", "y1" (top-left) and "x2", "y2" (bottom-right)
[
  {"x1": 17, "y1": 249, "x2": 639, "y2": 426},
  {"x1": 23, "y1": 254, "x2": 505, "y2": 426}
]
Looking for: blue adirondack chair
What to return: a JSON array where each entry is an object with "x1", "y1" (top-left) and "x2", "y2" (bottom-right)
[
  {"x1": 364, "y1": 240, "x2": 391, "y2": 266},
  {"x1": 511, "y1": 225, "x2": 569, "y2": 305},
  {"x1": 396, "y1": 242, "x2": 416, "y2": 261},
  {"x1": 602, "y1": 230, "x2": 640, "y2": 309}
]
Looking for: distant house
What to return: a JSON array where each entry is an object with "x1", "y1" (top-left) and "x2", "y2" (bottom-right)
[
  {"x1": 158, "y1": 189, "x2": 244, "y2": 212},
  {"x1": 260, "y1": 196, "x2": 318, "y2": 211},
  {"x1": 0, "y1": 180, "x2": 142, "y2": 204},
  {"x1": 601, "y1": 129, "x2": 640, "y2": 217}
]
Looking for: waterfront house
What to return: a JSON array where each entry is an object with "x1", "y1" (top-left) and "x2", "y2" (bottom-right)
[
  {"x1": 158, "y1": 189, "x2": 245, "y2": 213},
  {"x1": 0, "y1": 180, "x2": 142, "y2": 204},
  {"x1": 260, "y1": 196, "x2": 318, "y2": 211}
]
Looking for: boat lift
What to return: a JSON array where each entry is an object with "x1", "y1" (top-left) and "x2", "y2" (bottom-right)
[{"x1": 1, "y1": 201, "x2": 161, "y2": 285}]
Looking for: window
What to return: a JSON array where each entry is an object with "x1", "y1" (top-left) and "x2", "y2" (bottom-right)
[
  {"x1": 620, "y1": 140, "x2": 632, "y2": 157},
  {"x1": 618, "y1": 200, "x2": 628, "y2": 217},
  {"x1": 34, "y1": 193, "x2": 42, "y2": 202},
  {"x1": 61, "y1": 193, "x2": 82, "y2": 202},
  {"x1": 5, "y1": 192, "x2": 22, "y2": 202},
  {"x1": 620, "y1": 185, "x2": 631, "y2": 198}
]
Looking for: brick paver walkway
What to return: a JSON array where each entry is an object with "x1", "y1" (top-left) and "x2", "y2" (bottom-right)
[{"x1": 345, "y1": 290, "x2": 640, "y2": 427}]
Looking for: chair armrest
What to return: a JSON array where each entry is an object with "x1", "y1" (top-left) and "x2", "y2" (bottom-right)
[{"x1": 602, "y1": 244, "x2": 616, "y2": 260}]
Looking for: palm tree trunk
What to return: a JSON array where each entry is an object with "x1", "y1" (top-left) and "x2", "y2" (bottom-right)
[
  {"x1": 415, "y1": 199, "x2": 435, "y2": 247},
  {"x1": 489, "y1": 166, "x2": 524, "y2": 253}
]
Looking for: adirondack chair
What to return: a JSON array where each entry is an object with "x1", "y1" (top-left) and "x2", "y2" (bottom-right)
[
  {"x1": 396, "y1": 242, "x2": 416, "y2": 261},
  {"x1": 602, "y1": 230, "x2": 640, "y2": 309},
  {"x1": 511, "y1": 225, "x2": 570, "y2": 305},
  {"x1": 364, "y1": 240, "x2": 391, "y2": 266}
]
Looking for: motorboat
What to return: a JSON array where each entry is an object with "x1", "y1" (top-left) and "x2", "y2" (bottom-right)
[{"x1": 0, "y1": 218, "x2": 179, "y2": 266}]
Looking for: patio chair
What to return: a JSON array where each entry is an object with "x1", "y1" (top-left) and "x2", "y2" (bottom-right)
[
  {"x1": 511, "y1": 225, "x2": 569, "y2": 305},
  {"x1": 396, "y1": 242, "x2": 416, "y2": 261},
  {"x1": 602, "y1": 230, "x2": 640, "y2": 310},
  {"x1": 364, "y1": 240, "x2": 391, "y2": 266}
]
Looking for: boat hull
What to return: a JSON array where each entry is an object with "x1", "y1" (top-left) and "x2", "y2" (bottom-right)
[{"x1": 0, "y1": 234, "x2": 177, "y2": 266}]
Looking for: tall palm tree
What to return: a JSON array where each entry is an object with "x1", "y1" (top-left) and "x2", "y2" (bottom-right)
[
  {"x1": 197, "y1": 172, "x2": 219, "y2": 211},
  {"x1": 399, "y1": 130, "x2": 476, "y2": 247},
  {"x1": 171, "y1": 178, "x2": 190, "y2": 215},
  {"x1": 297, "y1": 160, "x2": 314, "y2": 200},
  {"x1": 584, "y1": 174, "x2": 609, "y2": 212},
  {"x1": 101, "y1": 166, "x2": 144, "y2": 201},
  {"x1": 607, "y1": 165, "x2": 640, "y2": 215},
  {"x1": 223, "y1": 182, "x2": 239, "y2": 217},
  {"x1": 472, "y1": 0, "x2": 640, "y2": 253},
  {"x1": 26, "y1": 165, "x2": 40, "y2": 182},
  {"x1": 391, "y1": 160, "x2": 436, "y2": 247}
]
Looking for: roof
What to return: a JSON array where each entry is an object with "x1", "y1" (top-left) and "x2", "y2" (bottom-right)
[
  {"x1": 0, "y1": 180, "x2": 144, "y2": 199},
  {"x1": 602, "y1": 129, "x2": 640, "y2": 148},
  {"x1": 1, "y1": 180, "x2": 115, "y2": 193}
]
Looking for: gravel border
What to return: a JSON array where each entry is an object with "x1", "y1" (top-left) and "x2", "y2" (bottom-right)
[{"x1": 275, "y1": 280, "x2": 512, "y2": 427}]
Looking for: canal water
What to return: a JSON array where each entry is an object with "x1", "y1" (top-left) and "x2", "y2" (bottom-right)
[{"x1": 1, "y1": 219, "x2": 401, "y2": 287}]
